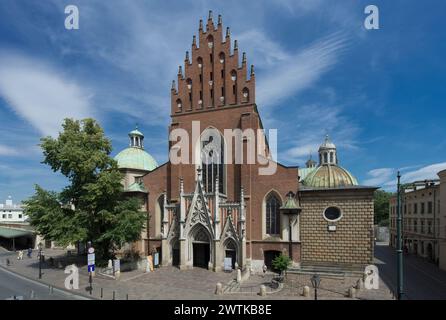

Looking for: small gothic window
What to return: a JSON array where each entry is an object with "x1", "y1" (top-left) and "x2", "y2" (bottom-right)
[
  {"x1": 219, "y1": 52, "x2": 225, "y2": 63},
  {"x1": 176, "y1": 99, "x2": 182, "y2": 110},
  {"x1": 324, "y1": 207, "x2": 342, "y2": 221},
  {"x1": 230, "y1": 70, "x2": 237, "y2": 81},
  {"x1": 266, "y1": 193, "x2": 281, "y2": 235},
  {"x1": 242, "y1": 87, "x2": 249, "y2": 102},
  {"x1": 158, "y1": 195, "x2": 165, "y2": 232},
  {"x1": 197, "y1": 57, "x2": 203, "y2": 68},
  {"x1": 207, "y1": 35, "x2": 214, "y2": 48},
  {"x1": 186, "y1": 78, "x2": 192, "y2": 90}
]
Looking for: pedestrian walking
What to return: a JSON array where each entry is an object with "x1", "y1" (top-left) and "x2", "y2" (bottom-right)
[
  {"x1": 262, "y1": 264, "x2": 267, "y2": 278},
  {"x1": 27, "y1": 248, "x2": 32, "y2": 258}
]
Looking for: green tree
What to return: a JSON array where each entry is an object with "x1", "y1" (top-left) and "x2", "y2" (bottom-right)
[
  {"x1": 374, "y1": 190, "x2": 393, "y2": 226},
  {"x1": 272, "y1": 254, "x2": 291, "y2": 277},
  {"x1": 24, "y1": 118, "x2": 146, "y2": 261}
]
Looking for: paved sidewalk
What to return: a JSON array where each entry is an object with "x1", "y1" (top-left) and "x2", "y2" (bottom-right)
[{"x1": 0, "y1": 249, "x2": 393, "y2": 300}]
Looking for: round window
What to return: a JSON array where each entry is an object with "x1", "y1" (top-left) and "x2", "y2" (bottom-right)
[{"x1": 324, "y1": 207, "x2": 342, "y2": 221}]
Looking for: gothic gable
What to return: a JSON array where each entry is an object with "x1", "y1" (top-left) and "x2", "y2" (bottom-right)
[{"x1": 185, "y1": 178, "x2": 214, "y2": 238}]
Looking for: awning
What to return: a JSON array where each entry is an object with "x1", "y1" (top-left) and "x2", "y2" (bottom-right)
[{"x1": 0, "y1": 226, "x2": 34, "y2": 239}]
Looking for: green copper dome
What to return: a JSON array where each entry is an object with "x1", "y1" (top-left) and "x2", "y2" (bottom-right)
[
  {"x1": 302, "y1": 165, "x2": 358, "y2": 189},
  {"x1": 114, "y1": 127, "x2": 158, "y2": 171},
  {"x1": 301, "y1": 135, "x2": 358, "y2": 189},
  {"x1": 115, "y1": 147, "x2": 158, "y2": 171}
]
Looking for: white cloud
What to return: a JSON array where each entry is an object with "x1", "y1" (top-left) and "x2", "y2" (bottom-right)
[
  {"x1": 363, "y1": 168, "x2": 395, "y2": 186},
  {"x1": 0, "y1": 52, "x2": 94, "y2": 137},
  {"x1": 279, "y1": 104, "x2": 359, "y2": 164},
  {"x1": 255, "y1": 32, "x2": 349, "y2": 108},
  {"x1": 365, "y1": 163, "x2": 446, "y2": 190},
  {"x1": 0, "y1": 145, "x2": 19, "y2": 156},
  {"x1": 401, "y1": 162, "x2": 446, "y2": 183}
]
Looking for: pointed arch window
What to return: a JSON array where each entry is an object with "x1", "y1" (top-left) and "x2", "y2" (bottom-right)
[
  {"x1": 201, "y1": 129, "x2": 225, "y2": 194},
  {"x1": 157, "y1": 194, "x2": 165, "y2": 236},
  {"x1": 266, "y1": 193, "x2": 281, "y2": 235}
]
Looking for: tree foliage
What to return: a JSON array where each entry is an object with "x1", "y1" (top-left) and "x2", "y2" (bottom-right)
[
  {"x1": 24, "y1": 118, "x2": 146, "y2": 260},
  {"x1": 374, "y1": 190, "x2": 393, "y2": 226},
  {"x1": 272, "y1": 254, "x2": 291, "y2": 275}
]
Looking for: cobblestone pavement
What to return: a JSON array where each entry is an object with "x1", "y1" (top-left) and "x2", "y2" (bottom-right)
[
  {"x1": 375, "y1": 244, "x2": 446, "y2": 300},
  {"x1": 0, "y1": 249, "x2": 393, "y2": 300}
]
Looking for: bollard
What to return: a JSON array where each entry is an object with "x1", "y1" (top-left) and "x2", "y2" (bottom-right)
[
  {"x1": 30, "y1": 290, "x2": 35, "y2": 299},
  {"x1": 100, "y1": 288, "x2": 103, "y2": 299},
  {"x1": 215, "y1": 282, "x2": 223, "y2": 295},
  {"x1": 349, "y1": 287, "x2": 356, "y2": 299},
  {"x1": 236, "y1": 269, "x2": 242, "y2": 283},
  {"x1": 49, "y1": 285, "x2": 53, "y2": 295},
  {"x1": 126, "y1": 294, "x2": 129, "y2": 300},
  {"x1": 302, "y1": 286, "x2": 310, "y2": 297},
  {"x1": 356, "y1": 279, "x2": 364, "y2": 291},
  {"x1": 259, "y1": 285, "x2": 267, "y2": 297},
  {"x1": 112, "y1": 291, "x2": 116, "y2": 300}
]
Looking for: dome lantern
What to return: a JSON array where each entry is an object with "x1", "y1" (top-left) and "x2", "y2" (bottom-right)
[
  {"x1": 318, "y1": 135, "x2": 337, "y2": 166},
  {"x1": 115, "y1": 127, "x2": 158, "y2": 172},
  {"x1": 129, "y1": 125, "x2": 144, "y2": 149}
]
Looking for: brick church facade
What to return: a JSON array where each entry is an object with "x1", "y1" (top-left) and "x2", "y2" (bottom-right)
[{"x1": 116, "y1": 12, "x2": 376, "y2": 272}]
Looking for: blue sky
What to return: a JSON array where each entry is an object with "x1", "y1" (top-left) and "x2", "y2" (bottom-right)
[{"x1": 0, "y1": 0, "x2": 445, "y2": 202}]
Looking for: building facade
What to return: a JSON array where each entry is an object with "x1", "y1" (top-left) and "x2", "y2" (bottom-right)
[
  {"x1": 389, "y1": 172, "x2": 446, "y2": 270},
  {"x1": 0, "y1": 196, "x2": 27, "y2": 223},
  {"x1": 114, "y1": 12, "x2": 376, "y2": 272}
]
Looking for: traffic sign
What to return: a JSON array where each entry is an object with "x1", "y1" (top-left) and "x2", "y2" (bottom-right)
[
  {"x1": 88, "y1": 253, "x2": 95, "y2": 266},
  {"x1": 88, "y1": 265, "x2": 95, "y2": 272},
  {"x1": 88, "y1": 247, "x2": 94, "y2": 254}
]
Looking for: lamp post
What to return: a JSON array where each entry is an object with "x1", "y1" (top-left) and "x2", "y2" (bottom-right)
[
  {"x1": 396, "y1": 172, "x2": 404, "y2": 300},
  {"x1": 311, "y1": 274, "x2": 321, "y2": 300},
  {"x1": 38, "y1": 242, "x2": 43, "y2": 279}
]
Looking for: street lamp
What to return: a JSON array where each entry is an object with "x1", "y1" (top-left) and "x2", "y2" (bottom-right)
[
  {"x1": 38, "y1": 242, "x2": 43, "y2": 279},
  {"x1": 310, "y1": 274, "x2": 321, "y2": 300}
]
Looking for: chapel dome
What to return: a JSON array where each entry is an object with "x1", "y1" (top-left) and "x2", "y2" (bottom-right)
[
  {"x1": 114, "y1": 127, "x2": 158, "y2": 171},
  {"x1": 301, "y1": 135, "x2": 358, "y2": 188},
  {"x1": 302, "y1": 164, "x2": 358, "y2": 188}
]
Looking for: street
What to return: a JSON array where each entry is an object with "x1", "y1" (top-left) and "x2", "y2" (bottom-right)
[
  {"x1": 0, "y1": 265, "x2": 85, "y2": 300},
  {"x1": 375, "y1": 244, "x2": 446, "y2": 300}
]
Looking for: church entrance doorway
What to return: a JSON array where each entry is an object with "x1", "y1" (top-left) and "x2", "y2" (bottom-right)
[
  {"x1": 193, "y1": 243, "x2": 210, "y2": 268},
  {"x1": 172, "y1": 240, "x2": 179, "y2": 267},
  {"x1": 190, "y1": 225, "x2": 211, "y2": 269},
  {"x1": 224, "y1": 239, "x2": 237, "y2": 270},
  {"x1": 264, "y1": 250, "x2": 281, "y2": 271}
]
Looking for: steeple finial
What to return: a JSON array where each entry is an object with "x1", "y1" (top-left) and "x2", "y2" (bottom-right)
[
  {"x1": 226, "y1": 27, "x2": 230, "y2": 38},
  {"x1": 242, "y1": 52, "x2": 247, "y2": 64},
  {"x1": 199, "y1": 19, "x2": 203, "y2": 31},
  {"x1": 234, "y1": 40, "x2": 238, "y2": 50},
  {"x1": 250, "y1": 65, "x2": 255, "y2": 76},
  {"x1": 192, "y1": 35, "x2": 197, "y2": 46},
  {"x1": 185, "y1": 51, "x2": 189, "y2": 62},
  {"x1": 178, "y1": 65, "x2": 183, "y2": 76},
  {"x1": 208, "y1": 10, "x2": 213, "y2": 21},
  {"x1": 171, "y1": 80, "x2": 176, "y2": 91},
  {"x1": 218, "y1": 14, "x2": 222, "y2": 25}
]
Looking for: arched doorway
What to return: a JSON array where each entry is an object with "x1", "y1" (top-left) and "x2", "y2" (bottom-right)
[
  {"x1": 224, "y1": 239, "x2": 237, "y2": 270},
  {"x1": 171, "y1": 240, "x2": 179, "y2": 267},
  {"x1": 427, "y1": 243, "x2": 434, "y2": 261},
  {"x1": 264, "y1": 250, "x2": 281, "y2": 271},
  {"x1": 191, "y1": 225, "x2": 211, "y2": 269}
]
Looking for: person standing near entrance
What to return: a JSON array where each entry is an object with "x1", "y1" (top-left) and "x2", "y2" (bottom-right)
[{"x1": 262, "y1": 264, "x2": 267, "y2": 277}]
